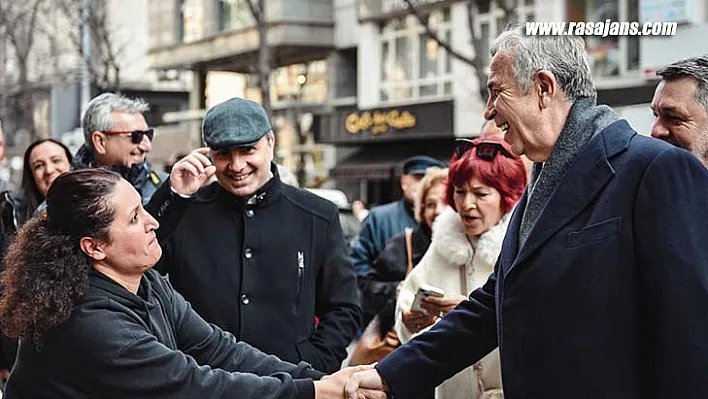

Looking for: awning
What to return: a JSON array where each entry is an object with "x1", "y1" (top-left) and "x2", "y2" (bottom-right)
[{"x1": 331, "y1": 139, "x2": 456, "y2": 180}]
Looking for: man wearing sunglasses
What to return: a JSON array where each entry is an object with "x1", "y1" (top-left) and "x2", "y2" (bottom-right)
[
  {"x1": 347, "y1": 26, "x2": 708, "y2": 399},
  {"x1": 73, "y1": 93, "x2": 167, "y2": 205}
]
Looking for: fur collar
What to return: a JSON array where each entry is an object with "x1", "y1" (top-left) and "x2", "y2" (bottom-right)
[{"x1": 430, "y1": 206, "x2": 509, "y2": 270}]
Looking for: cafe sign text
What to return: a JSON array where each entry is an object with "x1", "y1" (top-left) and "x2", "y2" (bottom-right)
[{"x1": 345, "y1": 109, "x2": 417, "y2": 135}]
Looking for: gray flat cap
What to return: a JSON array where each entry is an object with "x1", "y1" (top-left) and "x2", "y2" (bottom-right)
[{"x1": 202, "y1": 97, "x2": 272, "y2": 149}]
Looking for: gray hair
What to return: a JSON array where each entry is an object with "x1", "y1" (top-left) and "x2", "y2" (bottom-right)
[
  {"x1": 490, "y1": 25, "x2": 595, "y2": 100},
  {"x1": 82, "y1": 93, "x2": 150, "y2": 151},
  {"x1": 657, "y1": 55, "x2": 708, "y2": 110}
]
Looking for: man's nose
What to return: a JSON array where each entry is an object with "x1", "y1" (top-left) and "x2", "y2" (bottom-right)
[
  {"x1": 483, "y1": 98, "x2": 496, "y2": 121},
  {"x1": 138, "y1": 134, "x2": 152, "y2": 153},
  {"x1": 651, "y1": 120, "x2": 669, "y2": 139}
]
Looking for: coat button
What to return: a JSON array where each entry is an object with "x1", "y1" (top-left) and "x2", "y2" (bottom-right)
[
  {"x1": 244, "y1": 248, "x2": 253, "y2": 259},
  {"x1": 246, "y1": 209, "x2": 254, "y2": 218},
  {"x1": 241, "y1": 294, "x2": 250, "y2": 305}
]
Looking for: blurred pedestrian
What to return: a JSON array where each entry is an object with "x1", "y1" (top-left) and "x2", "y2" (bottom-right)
[
  {"x1": 151, "y1": 97, "x2": 361, "y2": 373},
  {"x1": 74, "y1": 93, "x2": 167, "y2": 204},
  {"x1": 0, "y1": 168, "x2": 375, "y2": 398},
  {"x1": 651, "y1": 55, "x2": 708, "y2": 166},
  {"x1": 350, "y1": 155, "x2": 445, "y2": 325},
  {"x1": 0, "y1": 139, "x2": 72, "y2": 385}
]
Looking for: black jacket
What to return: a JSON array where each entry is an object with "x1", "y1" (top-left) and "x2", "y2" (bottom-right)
[
  {"x1": 360, "y1": 223, "x2": 431, "y2": 328},
  {"x1": 0, "y1": 191, "x2": 24, "y2": 370},
  {"x1": 152, "y1": 164, "x2": 362, "y2": 373},
  {"x1": 5, "y1": 269, "x2": 324, "y2": 398}
]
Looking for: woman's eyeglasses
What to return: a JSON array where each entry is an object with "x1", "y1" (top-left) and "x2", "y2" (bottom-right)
[
  {"x1": 454, "y1": 138, "x2": 515, "y2": 161},
  {"x1": 102, "y1": 129, "x2": 154, "y2": 144}
]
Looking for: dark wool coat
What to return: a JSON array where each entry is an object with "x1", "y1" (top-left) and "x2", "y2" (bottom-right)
[{"x1": 377, "y1": 121, "x2": 708, "y2": 399}]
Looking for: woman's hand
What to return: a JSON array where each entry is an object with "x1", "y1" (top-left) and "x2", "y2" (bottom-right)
[
  {"x1": 401, "y1": 309, "x2": 436, "y2": 333},
  {"x1": 420, "y1": 294, "x2": 467, "y2": 318}
]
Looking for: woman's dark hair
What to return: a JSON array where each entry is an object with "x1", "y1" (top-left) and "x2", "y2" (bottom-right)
[
  {"x1": 21, "y1": 139, "x2": 73, "y2": 221},
  {"x1": 0, "y1": 168, "x2": 120, "y2": 345}
]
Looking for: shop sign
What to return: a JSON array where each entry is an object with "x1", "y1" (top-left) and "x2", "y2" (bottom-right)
[{"x1": 345, "y1": 109, "x2": 417, "y2": 135}]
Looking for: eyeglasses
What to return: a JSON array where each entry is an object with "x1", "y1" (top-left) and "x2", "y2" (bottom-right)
[
  {"x1": 454, "y1": 138, "x2": 515, "y2": 161},
  {"x1": 102, "y1": 129, "x2": 154, "y2": 144}
]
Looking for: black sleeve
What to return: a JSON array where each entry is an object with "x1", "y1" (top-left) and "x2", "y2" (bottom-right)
[
  {"x1": 302, "y1": 207, "x2": 362, "y2": 373},
  {"x1": 145, "y1": 179, "x2": 193, "y2": 275},
  {"x1": 376, "y1": 266, "x2": 499, "y2": 398}
]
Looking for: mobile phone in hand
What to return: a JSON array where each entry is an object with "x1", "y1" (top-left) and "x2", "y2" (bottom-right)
[{"x1": 411, "y1": 284, "x2": 445, "y2": 313}]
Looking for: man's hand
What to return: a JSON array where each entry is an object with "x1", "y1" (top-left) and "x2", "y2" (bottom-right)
[
  {"x1": 401, "y1": 309, "x2": 436, "y2": 333},
  {"x1": 169, "y1": 147, "x2": 216, "y2": 196},
  {"x1": 420, "y1": 294, "x2": 467, "y2": 317},
  {"x1": 315, "y1": 365, "x2": 385, "y2": 399},
  {"x1": 344, "y1": 368, "x2": 389, "y2": 399}
]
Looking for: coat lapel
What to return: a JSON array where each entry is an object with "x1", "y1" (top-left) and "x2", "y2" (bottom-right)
[
  {"x1": 506, "y1": 125, "x2": 631, "y2": 273},
  {"x1": 499, "y1": 194, "x2": 525, "y2": 275}
]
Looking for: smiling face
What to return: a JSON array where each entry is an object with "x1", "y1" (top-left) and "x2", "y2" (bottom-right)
[
  {"x1": 92, "y1": 112, "x2": 152, "y2": 168},
  {"x1": 651, "y1": 78, "x2": 708, "y2": 158},
  {"x1": 483, "y1": 53, "x2": 566, "y2": 162},
  {"x1": 97, "y1": 179, "x2": 162, "y2": 276},
  {"x1": 453, "y1": 176, "x2": 503, "y2": 240},
  {"x1": 29, "y1": 141, "x2": 71, "y2": 197},
  {"x1": 211, "y1": 134, "x2": 274, "y2": 198}
]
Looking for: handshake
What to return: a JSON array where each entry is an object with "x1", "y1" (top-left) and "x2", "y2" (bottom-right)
[{"x1": 314, "y1": 365, "x2": 388, "y2": 399}]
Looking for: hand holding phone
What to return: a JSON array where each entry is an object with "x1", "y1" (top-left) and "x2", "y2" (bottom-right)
[{"x1": 410, "y1": 284, "x2": 445, "y2": 314}]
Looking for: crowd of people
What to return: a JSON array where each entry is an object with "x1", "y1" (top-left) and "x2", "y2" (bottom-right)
[{"x1": 0, "y1": 25, "x2": 704, "y2": 399}]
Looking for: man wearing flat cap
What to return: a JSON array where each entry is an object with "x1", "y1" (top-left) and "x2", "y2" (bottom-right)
[
  {"x1": 350, "y1": 155, "x2": 445, "y2": 326},
  {"x1": 154, "y1": 97, "x2": 362, "y2": 373}
]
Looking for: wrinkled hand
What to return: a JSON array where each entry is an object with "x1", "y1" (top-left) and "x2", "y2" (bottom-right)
[
  {"x1": 315, "y1": 365, "x2": 382, "y2": 399},
  {"x1": 401, "y1": 309, "x2": 436, "y2": 333},
  {"x1": 420, "y1": 294, "x2": 467, "y2": 318},
  {"x1": 169, "y1": 147, "x2": 216, "y2": 196},
  {"x1": 344, "y1": 368, "x2": 389, "y2": 399}
]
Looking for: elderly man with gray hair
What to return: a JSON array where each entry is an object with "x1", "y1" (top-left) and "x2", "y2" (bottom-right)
[
  {"x1": 345, "y1": 25, "x2": 708, "y2": 399},
  {"x1": 651, "y1": 54, "x2": 708, "y2": 166},
  {"x1": 73, "y1": 92, "x2": 167, "y2": 204}
]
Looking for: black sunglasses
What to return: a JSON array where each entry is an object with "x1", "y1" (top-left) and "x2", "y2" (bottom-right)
[
  {"x1": 103, "y1": 129, "x2": 154, "y2": 144},
  {"x1": 454, "y1": 138, "x2": 515, "y2": 161}
]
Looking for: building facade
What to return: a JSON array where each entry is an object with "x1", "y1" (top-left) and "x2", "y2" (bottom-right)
[{"x1": 318, "y1": 0, "x2": 708, "y2": 206}]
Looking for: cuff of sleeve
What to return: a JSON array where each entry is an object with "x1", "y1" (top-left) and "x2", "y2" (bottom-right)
[
  {"x1": 170, "y1": 186, "x2": 194, "y2": 199},
  {"x1": 294, "y1": 379, "x2": 315, "y2": 399}
]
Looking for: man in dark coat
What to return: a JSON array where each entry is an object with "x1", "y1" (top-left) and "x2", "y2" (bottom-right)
[
  {"x1": 650, "y1": 54, "x2": 708, "y2": 166},
  {"x1": 345, "y1": 27, "x2": 708, "y2": 399},
  {"x1": 350, "y1": 155, "x2": 445, "y2": 325},
  {"x1": 74, "y1": 93, "x2": 167, "y2": 205},
  {"x1": 151, "y1": 97, "x2": 361, "y2": 373}
]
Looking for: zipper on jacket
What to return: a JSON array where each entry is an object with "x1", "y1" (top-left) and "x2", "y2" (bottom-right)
[{"x1": 295, "y1": 251, "x2": 305, "y2": 314}]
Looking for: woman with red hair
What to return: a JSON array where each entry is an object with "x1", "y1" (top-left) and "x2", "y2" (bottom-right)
[{"x1": 394, "y1": 136, "x2": 527, "y2": 399}]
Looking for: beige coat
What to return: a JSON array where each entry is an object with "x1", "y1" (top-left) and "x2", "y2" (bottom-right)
[{"x1": 395, "y1": 206, "x2": 508, "y2": 399}]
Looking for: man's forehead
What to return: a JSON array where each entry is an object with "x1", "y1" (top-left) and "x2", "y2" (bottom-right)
[{"x1": 653, "y1": 78, "x2": 698, "y2": 110}]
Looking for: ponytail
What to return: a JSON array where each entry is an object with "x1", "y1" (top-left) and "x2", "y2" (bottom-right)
[{"x1": 0, "y1": 215, "x2": 91, "y2": 345}]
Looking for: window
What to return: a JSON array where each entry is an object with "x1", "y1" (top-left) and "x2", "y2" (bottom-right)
[
  {"x1": 568, "y1": 0, "x2": 640, "y2": 78},
  {"x1": 473, "y1": 0, "x2": 536, "y2": 72},
  {"x1": 379, "y1": 8, "x2": 452, "y2": 102},
  {"x1": 180, "y1": 0, "x2": 205, "y2": 42},
  {"x1": 218, "y1": 0, "x2": 253, "y2": 32}
]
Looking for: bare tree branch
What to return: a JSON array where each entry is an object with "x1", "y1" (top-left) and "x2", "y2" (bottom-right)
[{"x1": 401, "y1": 0, "x2": 476, "y2": 66}]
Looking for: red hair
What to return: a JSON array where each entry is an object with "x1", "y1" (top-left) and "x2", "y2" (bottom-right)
[{"x1": 445, "y1": 136, "x2": 527, "y2": 214}]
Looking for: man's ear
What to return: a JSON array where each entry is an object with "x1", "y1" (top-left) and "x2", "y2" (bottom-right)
[
  {"x1": 91, "y1": 131, "x2": 108, "y2": 155},
  {"x1": 535, "y1": 70, "x2": 557, "y2": 109},
  {"x1": 79, "y1": 237, "x2": 107, "y2": 262}
]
